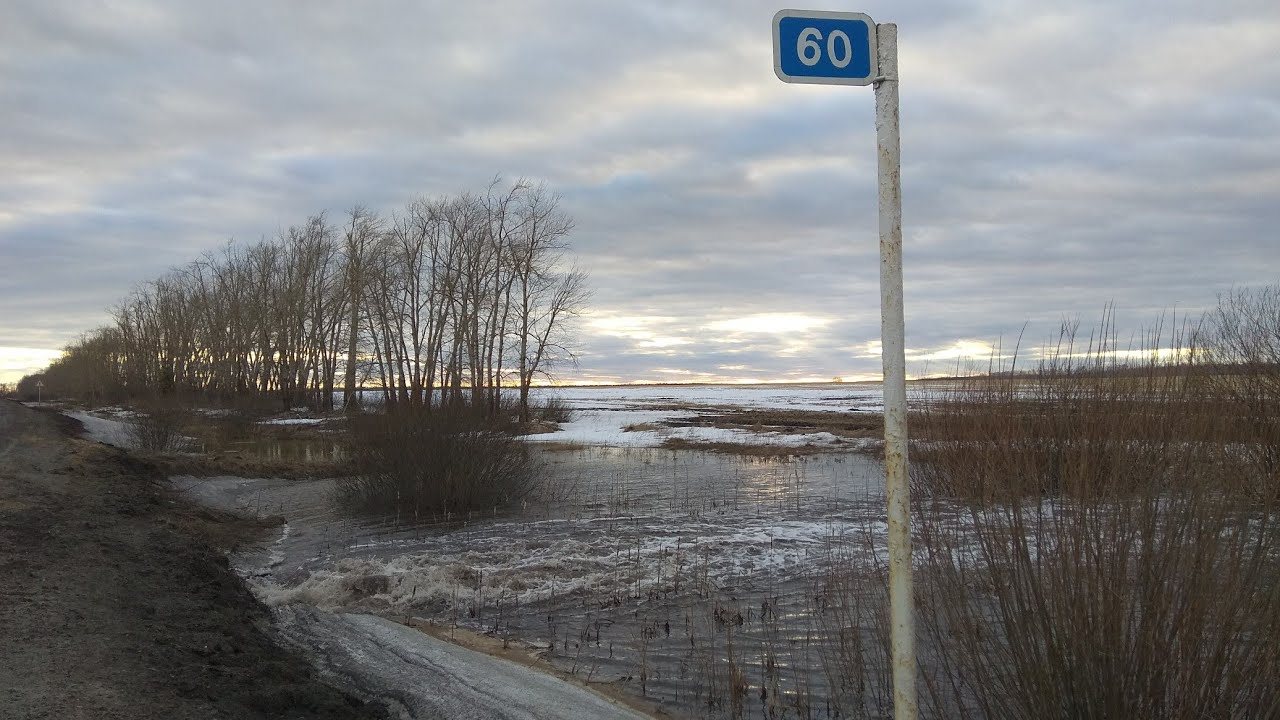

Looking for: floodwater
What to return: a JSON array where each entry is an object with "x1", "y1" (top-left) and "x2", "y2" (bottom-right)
[
  {"x1": 210, "y1": 436, "x2": 345, "y2": 464},
  {"x1": 178, "y1": 445, "x2": 895, "y2": 719}
]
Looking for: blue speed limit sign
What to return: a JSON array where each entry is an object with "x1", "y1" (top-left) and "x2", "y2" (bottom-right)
[{"x1": 772, "y1": 10, "x2": 877, "y2": 86}]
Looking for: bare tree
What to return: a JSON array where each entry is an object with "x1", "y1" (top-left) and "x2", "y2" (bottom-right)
[
  {"x1": 341, "y1": 206, "x2": 382, "y2": 412},
  {"x1": 510, "y1": 184, "x2": 588, "y2": 422},
  {"x1": 34, "y1": 181, "x2": 589, "y2": 415}
]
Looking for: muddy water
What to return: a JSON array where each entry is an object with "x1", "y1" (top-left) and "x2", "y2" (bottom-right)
[
  {"x1": 204, "y1": 437, "x2": 346, "y2": 463},
  {"x1": 179, "y1": 447, "x2": 893, "y2": 719}
]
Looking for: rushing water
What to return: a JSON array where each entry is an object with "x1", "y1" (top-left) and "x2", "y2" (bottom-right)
[{"x1": 178, "y1": 446, "x2": 895, "y2": 719}]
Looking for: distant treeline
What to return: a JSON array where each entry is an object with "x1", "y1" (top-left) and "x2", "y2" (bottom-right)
[{"x1": 24, "y1": 179, "x2": 588, "y2": 419}]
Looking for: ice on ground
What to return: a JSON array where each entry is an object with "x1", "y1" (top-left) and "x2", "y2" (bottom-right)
[
  {"x1": 63, "y1": 410, "x2": 134, "y2": 447},
  {"x1": 536, "y1": 383, "x2": 885, "y2": 414},
  {"x1": 272, "y1": 605, "x2": 653, "y2": 720},
  {"x1": 526, "y1": 408, "x2": 695, "y2": 447},
  {"x1": 525, "y1": 383, "x2": 885, "y2": 450},
  {"x1": 172, "y1": 475, "x2": 288, "y2": 513},
  {"x1": 65, "y1": 408, "x2": 199, "y2": 450},
  {"x1": 529, "y1": 411, "x2": 874, "y2": 450}
]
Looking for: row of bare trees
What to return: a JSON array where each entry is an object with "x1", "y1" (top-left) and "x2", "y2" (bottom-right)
[{"x1": 27, "y1": 180, "x2": 588, "y2": 419}]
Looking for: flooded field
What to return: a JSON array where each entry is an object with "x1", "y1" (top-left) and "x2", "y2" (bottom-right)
[
  {"x1": 75, "y1": 376, "x2": 1280, "y2": 717},
  {"x1": 210, "y1": 436, "x2": 346, "y2": 464},
  {"x1": 178, "y1": 443, "x2": 895, "y2": 718}
]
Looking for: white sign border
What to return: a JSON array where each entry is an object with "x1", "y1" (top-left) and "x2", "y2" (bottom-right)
[{"x1": 772, "y1": 9, "x2": 879, "y2": 86}]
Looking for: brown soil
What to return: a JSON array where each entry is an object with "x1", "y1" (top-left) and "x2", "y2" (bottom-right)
[{"x1": 0, "y1": 399, "x2": 387, "y2": 720}]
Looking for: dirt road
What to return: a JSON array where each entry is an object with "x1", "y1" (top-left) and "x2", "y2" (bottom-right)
[{"x1": 0, "y1": 400, "x2": 387, "y2": 719}]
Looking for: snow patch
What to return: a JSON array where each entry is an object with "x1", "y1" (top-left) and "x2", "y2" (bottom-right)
[
  {"x1": 272, "y1": 605, "x2": 652, "y2": 720},
  {"x1": 63, "y1": 410, "x2": 134, "y2": 447}
]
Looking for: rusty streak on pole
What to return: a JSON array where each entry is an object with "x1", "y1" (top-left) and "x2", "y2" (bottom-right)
[{"x1": 873, "y1": 22, "x2": 917, "y2": 720}]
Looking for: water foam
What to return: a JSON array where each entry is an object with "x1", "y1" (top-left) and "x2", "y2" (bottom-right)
[{"x1": 251, "y1": 513, "x2": 887, "y2": 617}]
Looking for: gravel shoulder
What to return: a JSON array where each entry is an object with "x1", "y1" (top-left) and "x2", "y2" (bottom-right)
[{"x1": 0, "y1": 399, "x2": 388, "y2": 720}]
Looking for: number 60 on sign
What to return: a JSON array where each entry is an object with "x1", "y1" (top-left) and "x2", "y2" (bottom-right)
[{"x1": 772, "y1": 9, "x2": 878, "y2": 86}]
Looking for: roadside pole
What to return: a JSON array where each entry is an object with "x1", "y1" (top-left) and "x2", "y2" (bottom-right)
[
  {"x1": 772, "y1": 12, "x2": 915, "y2": 718},
  {"x1": 873, "y1": 23, "x2": 917, "y2": 720}
]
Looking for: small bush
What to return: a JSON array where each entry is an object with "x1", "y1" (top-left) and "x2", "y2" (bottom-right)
[
  {"x1": 909, "y1": 316, "x2": 1280, "y2": 718},
  {"x1": 1197, "y1": 286, "x2": 1280, "y2": 497},
  {"x1": 336, "y1": 408, "x2": 542, "y2": 522},
  {"x1": 127, "y1": 404, "x2": 195, "y2": 452},
  {"x1": 535, "y1": 396, "x2": 574, "y2": 424}
]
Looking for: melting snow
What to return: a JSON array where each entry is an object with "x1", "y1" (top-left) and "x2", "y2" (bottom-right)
[{"x1": 526, "y1": 383, "x2": 884, "y2": 449}]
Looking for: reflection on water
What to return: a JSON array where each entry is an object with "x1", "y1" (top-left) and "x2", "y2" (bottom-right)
[
  {"x1": 206, "y1": 437, "x2": 346, "y2": 463},
  {"x1": 185, "y1": 446, "x2": 893, "y2": 719}
]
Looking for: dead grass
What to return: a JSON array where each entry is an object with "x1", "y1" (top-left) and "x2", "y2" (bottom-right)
[
  {"x1": 514, "y1": 420, "x2": 561, "y2": 435},
  {"x1": 669, "y1": 408, "x2": 882, "y2": 440},
  {"x1": 905, "y1": 315, "x2": 1280, "y2": 718},
  {"x1": 658, "y1": 437, "x2": 839, "y2": 457},
  {"x1": 531, "y1": 440, "x2": 589, "y2": 453},
  {"x1": 633, "y1": 408, "x2": 884, "y2": 457}
]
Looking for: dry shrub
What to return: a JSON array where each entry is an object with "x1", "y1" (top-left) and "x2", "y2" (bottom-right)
[
  {"x1": 815, "y1": 545, "x2": 895, "y2": 718},
  {"x1": 1197, "y1": 286, "x2": 1280, "y2": 491},
  {"x1": 336, "y1": 407, "x2": 542, "y2": 522},
  {"x1": 910, "y1": 313, "x2": 1280, "y2": 718},
  {"x1": 127, "y1": 402, "x2": 195, "y2": 452},
  {"x1": 535, "y1": 396, "x2": 574, "y2": 424}
]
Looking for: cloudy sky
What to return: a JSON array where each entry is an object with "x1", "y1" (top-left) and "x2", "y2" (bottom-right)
[{"x1": 2, "y1": 0, "x2": 1278, "y2": 385}]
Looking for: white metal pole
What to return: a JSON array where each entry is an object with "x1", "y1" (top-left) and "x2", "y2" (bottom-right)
[{"x1": 873, "y1": 22, "x2": 917, "y2": 720}]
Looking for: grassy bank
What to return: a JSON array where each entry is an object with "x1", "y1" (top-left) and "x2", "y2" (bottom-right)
[
  {"x1": 898, "y1": 318, "x2": 1280, "y2": 718},
  {"x1": 0, "y1": 401, "x2": 388, "y2": 719}
]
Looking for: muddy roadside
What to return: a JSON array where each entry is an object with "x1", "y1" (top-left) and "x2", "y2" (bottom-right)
[{"x1": 0, "y1": 399, "x2": 388, "y2": 720}]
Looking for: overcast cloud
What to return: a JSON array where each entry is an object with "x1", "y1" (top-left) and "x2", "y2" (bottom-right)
[{"x1": 2, "y1": 0, "x2": 1277, "y2": 384}]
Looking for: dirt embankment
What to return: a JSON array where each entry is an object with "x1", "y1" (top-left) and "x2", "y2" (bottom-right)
[{"x1": 0, "y1": 400, "x2": 387, "y2": 720}]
